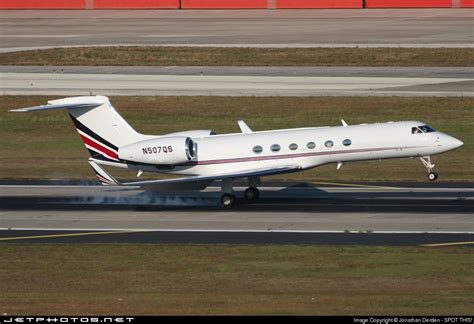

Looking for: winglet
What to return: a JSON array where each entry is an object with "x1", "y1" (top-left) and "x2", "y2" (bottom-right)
[
  {"x1": 237, "y1": 120, "x2": 253, "y2": 133},
  {"x1": 88, "y1": 158, "x2": 120, "y2": 186}
]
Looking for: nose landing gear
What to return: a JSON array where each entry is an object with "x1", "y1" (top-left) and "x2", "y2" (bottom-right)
[
  {"x1": 420, "y1": 156, "x2": 438, "y2": 181},
  {"x1": 428, "y1": 172, "x2": 438, "y2": 181}
]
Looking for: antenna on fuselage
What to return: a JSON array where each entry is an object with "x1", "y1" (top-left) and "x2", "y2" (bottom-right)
[{"x1": 341, "y1": 119, "x2": 348, "y2": 127}]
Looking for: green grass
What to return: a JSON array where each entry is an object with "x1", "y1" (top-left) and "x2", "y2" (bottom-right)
[
  {"x1": 0, "y1": 96, "x2": 472, "y2": 181},
  {"x1": 1, "y1": 47, "x2": 473, "y2": 66},
  {"x1": 0, "y1": 244, "x2": 472, "y2": 315}
]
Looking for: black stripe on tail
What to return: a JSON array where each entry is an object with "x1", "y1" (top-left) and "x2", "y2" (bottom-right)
[{"x1": 69, "y1": 114, "x2": 118, "y2": 151}]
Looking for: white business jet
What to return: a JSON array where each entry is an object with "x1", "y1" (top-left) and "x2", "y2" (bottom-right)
[{"x1": 11, "y1": 96, "x2": 463, "y2": 207}]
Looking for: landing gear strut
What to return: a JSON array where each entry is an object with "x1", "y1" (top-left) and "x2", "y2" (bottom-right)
[
  {"x1": 220, "y1": 178, "x2": 236, "y2": 208},
  {"x1": 244, "y1": 176, "x2": 261, "y2": 202},
  {"x1": 420, "y1": 156, "x2": 438, "y2": 181}
]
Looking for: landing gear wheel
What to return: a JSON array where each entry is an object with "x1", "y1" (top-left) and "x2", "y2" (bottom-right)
[
  {"x1": 428, "y1": 172, "x2": 438, "y2": 181},
  {"x1": 220, "y1": 193, "x2": 236, "y2": 208},
  {"x1": 420, "y1": 156, "x2": 438, "y2": 182},
  {"x1": 244, "y1": 187, "x2": 260, "y2": 201}
]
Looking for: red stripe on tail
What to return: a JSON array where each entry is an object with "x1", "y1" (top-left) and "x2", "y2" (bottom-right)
[{"x1": 79, "y1": 134, "x2": 118, "y2": 159}]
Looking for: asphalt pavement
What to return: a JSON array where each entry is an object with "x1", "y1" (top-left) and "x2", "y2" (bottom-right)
[{"x1": 1, "y1": 9, "x2": 472, "y2": 51}]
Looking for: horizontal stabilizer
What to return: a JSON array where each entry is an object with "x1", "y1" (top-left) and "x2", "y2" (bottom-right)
[{"x1": 9, "y1": 102, "x2": 102, "y2": 113}]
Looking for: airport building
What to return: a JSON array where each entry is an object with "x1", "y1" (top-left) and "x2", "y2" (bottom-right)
[{"x1": 1, "y1": 0, "x2": 473, "y2": 9}]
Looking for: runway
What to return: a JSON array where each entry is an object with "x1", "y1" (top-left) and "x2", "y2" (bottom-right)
[
  {"x1": 3, "y1": 66, "x2": 472, "y2": 78},
  {"x1": 0, "y1": 9, "x2": 472, "y2": 52},
  {"x1": 2, "y1": 70, "x2": 472, "y2": 96},
  {"x1": 0, "y1": 229, "x2": 472, "y2": 246},
  {"x1": 1, "y1": 182, "x2": 472, "y2": 245}
]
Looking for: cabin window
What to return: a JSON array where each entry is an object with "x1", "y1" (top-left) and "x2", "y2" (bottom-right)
[
  {"x1": 325, "y1": 140, "x2": 334, "y2": 148},
  {"x1": 270, "y1": 144, "x2": 281, "y2": 152},
  {"x1": 289, "y1": 143, "x2": 298, "y2": 151},
  {"x1": 253, "y1": 145, "x2": 263, "y2": 154},
  {"x1": 342, "y1": 139, "x2": 352, "y2": 146},
  {"x1": 307, "y1": 142, "x2": 316, "y2": 149}
]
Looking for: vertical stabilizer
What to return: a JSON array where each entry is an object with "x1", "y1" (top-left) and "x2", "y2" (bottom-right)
[{"x1": 48, "y1": 96, "x2": 146, "y2": 163}]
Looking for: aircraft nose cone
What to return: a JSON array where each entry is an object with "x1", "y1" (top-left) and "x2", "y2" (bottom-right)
[
  {"x1": 453, "y1": 138, "x2": 464, "y2": 149},
  {"x1": 446, "y1": 136, "x2": 463, "y2": 150}
]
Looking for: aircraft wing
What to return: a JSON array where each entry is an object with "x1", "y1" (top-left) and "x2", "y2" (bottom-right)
[{"x1": 89, "y1": 158, "x2": 301, "y2": 191}]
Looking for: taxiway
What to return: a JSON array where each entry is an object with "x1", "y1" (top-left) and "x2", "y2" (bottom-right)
[
  {"x1": 2, "y1": 69, "x2": 472, "y2": 96},
  {"x1": 0, "y1": 9, "x2": 472, "y2": 52}
]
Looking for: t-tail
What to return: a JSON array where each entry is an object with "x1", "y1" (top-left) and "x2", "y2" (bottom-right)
[{"x1": 10, "y1": 96, "x2": 148, "y2": 165}]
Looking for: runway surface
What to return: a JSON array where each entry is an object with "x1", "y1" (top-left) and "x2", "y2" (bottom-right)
[
  {"x1": 1, "y1": 182, "x2": 473, "y2": 245},
  {"x1": 2, "y1": 70, "x2": 472, "y2": 96},
  {"x1": 1, "y1": 9, "x2": 472, "y2": 52},
  {"x1": 3, "y1": 66, "x2": 473, "y2": 78},
  {"x1": 0, "y1": 229, "x2": 472, "y2": 246}
]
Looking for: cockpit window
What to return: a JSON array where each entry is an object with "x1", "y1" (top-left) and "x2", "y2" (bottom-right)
[
  {"x1": 412, "y1": 125, "x2": 436, "y2": 134},
  {"x1": 419, "y1": 125, "x2": 436, "y2": 133}
]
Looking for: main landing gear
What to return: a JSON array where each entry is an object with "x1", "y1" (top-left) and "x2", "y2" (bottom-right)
[
  {"x1": 219, "y1": 177, "x2": 261, "y2": 208},
  {"x1": 220, "y1": 193, "x2": 236, "y2": 208},
  {"x1": 420, "y1": 156, "x2": 438, "y2": 181},
  {"x1": 244, "y1": 187, "x2": 260, "y2": 201}
]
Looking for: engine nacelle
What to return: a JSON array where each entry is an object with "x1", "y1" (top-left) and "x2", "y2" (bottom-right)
[
  {"x1": 118, "y1": 136, "x2": 196, "y2": 165},
  {"x1": 163, "y1": 130, "x2": 216, "y2": 138}
]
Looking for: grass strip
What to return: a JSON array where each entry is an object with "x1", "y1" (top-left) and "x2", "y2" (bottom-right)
[
  {"x1": 1, "y1": 47, "x2": 473, "y2": 66},
  {"x1": 0, "y1": 244, "x2": 472, "y2": 315}
]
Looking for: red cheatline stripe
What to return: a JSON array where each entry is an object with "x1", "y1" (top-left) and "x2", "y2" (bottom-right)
[
  {"x1": 79, "y1": 134, "x2": 118, "y2": 159},
  {"x1": 196, "y1": 146, "x2": 401, "y2": 165}
]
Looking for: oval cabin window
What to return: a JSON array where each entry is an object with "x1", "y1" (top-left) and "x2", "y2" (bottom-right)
[
  {"x1": 289, "y1": 143, "x2": 298, "y2": 150},
  {"x1": 307, "y1": 142, "x2": 316, "y2": 149},
  {"x1": 342, "y1": 139, "x2": 352, "y2": 146},
  {"x1": 270, "y1": 144, "x2": 281, "y2": 152},
  {"x1": 253, "y1": 145, "x2": 263, "y2": 154},
  {"x1": 325, "y1": 140, "x2": 334, "y2": 148}
]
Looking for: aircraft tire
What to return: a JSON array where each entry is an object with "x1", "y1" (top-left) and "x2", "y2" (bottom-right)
[
  {"x1": 428, "y1": 172, "x2": 438, "y2": 181},
  {"x1": 244, "y1": 187, "x2": 260, "y2": 201},
  {"x1": 220, "y1": 193, "x2": 236, "y2": 208}
]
